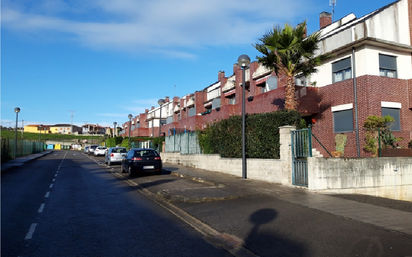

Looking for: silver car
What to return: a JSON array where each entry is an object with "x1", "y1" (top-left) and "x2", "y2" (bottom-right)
[{"x1": 105, "y1": 147, "x2": 127, "y2": 166}]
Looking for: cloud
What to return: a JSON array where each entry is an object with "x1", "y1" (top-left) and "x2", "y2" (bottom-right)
[{"x1": 2, "y1": 0, "x2": 316, "y2": 57}]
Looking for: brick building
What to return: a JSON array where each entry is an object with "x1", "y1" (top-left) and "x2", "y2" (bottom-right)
[{"x1": 121, "y1": 0, "x2": 412, "y2": 157}]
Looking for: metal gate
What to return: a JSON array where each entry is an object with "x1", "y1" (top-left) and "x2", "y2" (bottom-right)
[{"x1": 291, "y1": 128, "x2": 312, "y2": 187}]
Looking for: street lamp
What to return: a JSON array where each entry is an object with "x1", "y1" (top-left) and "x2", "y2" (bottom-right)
[
  {"x1": 14, "y1": 107, "x2": 20, "y2": 158},
  {"x1": 128, "y1": 114, "x2": 132, "y2": 149},
  {"x1": 238, "y1": 54, "x2": 250, "y2": 179},
  {"x1": 158, "y1": 99, "x2": 165, "y2": 137},
  {"x1": 113, "y1": 122, "x2": 117, "y2": 137}
]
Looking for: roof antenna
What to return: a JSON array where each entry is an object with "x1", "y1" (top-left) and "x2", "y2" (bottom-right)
[{"x1": 330, "y1": 0, "x2": 336, "y2": 22}]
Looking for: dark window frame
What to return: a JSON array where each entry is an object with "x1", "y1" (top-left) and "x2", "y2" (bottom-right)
[
  {"x1": 381, "y1": 107, "x2": 401, "y2": 131},
  {"x1": 332, "y1": 57, "x2": 352, "y2": 83},
  {"x1": 379, "y1": 54, "x2": 397, "y2": 78},
  {"x1": 333, "y1": 109, "x2": 354, "y2": 133}
]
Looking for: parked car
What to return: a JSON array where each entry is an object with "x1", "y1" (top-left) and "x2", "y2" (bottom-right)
[
  {"x1": 84, "y1": 146, "x2": 90, "y2": 154},
  {"x1": 105, "y1": 147, "x2": 127, "y2": 166},
  {"x1": 94, "y1": 146, "x2": 107, "y2": 156},
  {"x1": 88, "y1": 145, "x2": 98, "y2": 155},
  {"x1": 120, "y1": 148, "x2": 162, "y2": 177}
]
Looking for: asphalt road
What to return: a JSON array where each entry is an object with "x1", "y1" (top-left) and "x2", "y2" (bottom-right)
[
  {"x1": 1, "y1": 151, "x2": 229, "y2": 257},
  {"x1": 3, "y1": 151, "x2": 412, "y2": 257}
]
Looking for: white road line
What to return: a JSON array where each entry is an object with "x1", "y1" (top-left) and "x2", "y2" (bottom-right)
[
  {"x1": 45, "y1": 191, "x2": 50, "y2": 198},
  {"x1": 38, "y1": 203, "x2": 45, "y2": 213},
  {"x1": 55, "y1": 174, "x2": 58, "y2": 177},
  {"x1": 52, "y1": 179, "x2": 56, "y2": 182},
  {"x1": 49, "y1": 184, "x2": 54, "y2": 189},
  {"x1": 25, "y1": 223, "x2": 37, "y2": 240}
]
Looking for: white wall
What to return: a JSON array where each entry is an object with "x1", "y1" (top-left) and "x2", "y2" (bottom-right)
[{"x1": 308, "y1": 157, "x2": 412, "y2": 201}]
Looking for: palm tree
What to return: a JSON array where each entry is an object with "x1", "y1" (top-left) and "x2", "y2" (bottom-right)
[{"x1": 254, "y1": 21, "x2": 331, "y2": 111}]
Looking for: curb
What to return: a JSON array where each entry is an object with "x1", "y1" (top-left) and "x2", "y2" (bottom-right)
[{"x1": 157, "y1": 189, "x2": 243, "y2": 203}]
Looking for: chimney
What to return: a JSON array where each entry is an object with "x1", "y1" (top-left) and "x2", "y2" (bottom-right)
[
  {"x1": 319, "y1": 12, "x2": 332, "y2": 29},
  {"x1": 165, "y1": 96, "x2": 170, "y2": 102},
  {"x1": 218, "y1": 70, "x2": 225, "y2": 80}
]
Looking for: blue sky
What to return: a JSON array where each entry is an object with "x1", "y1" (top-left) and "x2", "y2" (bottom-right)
[{"x1": 1, "y1": 0, "x2": 395, "y2": 129}]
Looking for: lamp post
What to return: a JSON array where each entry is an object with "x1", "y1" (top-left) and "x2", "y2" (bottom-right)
[
  {"x1": 238, "y1": 54, "x2": 250, "y2": 179},
  {"x1": 128, "y1": 114, "x2": 132, "y2": 149},
  {"x1": 14, "y1": 107, "x2": 20, "y2": 158},
  {"x1": 39, "y1": 124, "x2": 43, "y2": 144},
  {"x1": 158, "y1": 99, "x2": 165, "y2": 137},
  {"x1": 113, "y1": 122, "x2": 117, "y2": 137}
]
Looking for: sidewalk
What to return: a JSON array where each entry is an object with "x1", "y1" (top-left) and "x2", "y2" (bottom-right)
[
  {"x1": 161, "y1": 163, "x2": 412, "y2": 237},
  {"x1": 1, "y1": 151, "x2": 53, "y2": 173}
]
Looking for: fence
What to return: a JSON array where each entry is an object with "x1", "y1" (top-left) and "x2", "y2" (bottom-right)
[
  {"x1": 309, "y1": 124, "x2": 412, "y2": 157},
  {"x1": 1, "y1": 138, "x2": 45, "y2": 162},
  {"x1": 131, "y1": 141, "x2": 154, "y2": 149},
  {"x1": 165, "y1": 132, "x2": 201, "y2": 154}
]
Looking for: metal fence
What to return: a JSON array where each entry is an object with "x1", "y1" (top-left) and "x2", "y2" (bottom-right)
[
  {"x1": 165, "y1": 132, "x2": 201, "y2": 154},
  {"x1": 131, "y1": 141, "x2": 155, "y2": 149},
  {"x1": 1, "y1": 138, "x2": 45, "y2": 161}
]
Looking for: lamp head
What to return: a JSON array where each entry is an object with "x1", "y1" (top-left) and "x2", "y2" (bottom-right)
[
  {"x1": 237, "y1": 54, "x2": 251, "y2": 68},
  {"x1": 128, "y1": 114, "x2": 132, "y2": 120},
  {"x1": 14, "y1": 107, "x2": 20, "y2": 113},
  {"x1": 158, "y1": 99, "x2": 165, "y2": 106},
  {"x1": 113, "y1": 122, "x2": 117, "y2": 126}
]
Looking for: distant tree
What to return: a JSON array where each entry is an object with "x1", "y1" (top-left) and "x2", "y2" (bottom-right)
[{"x1": 254, "y1": 21, "x2": 332, "y2": 110}]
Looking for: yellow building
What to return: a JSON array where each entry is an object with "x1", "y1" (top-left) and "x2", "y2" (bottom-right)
[{"x1": 24, "y1": 125, "x2": 51, "y2": 133}]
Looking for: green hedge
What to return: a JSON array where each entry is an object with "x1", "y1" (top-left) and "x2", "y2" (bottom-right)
[
  {"x1": 105, "y1": 136, "x2": 123, "y2": 148},
  {"x1": 197, "y1": 110, "x2": 303, "y2": 159}
]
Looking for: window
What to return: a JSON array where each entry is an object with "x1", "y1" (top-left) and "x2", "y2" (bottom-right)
[
  {"x1": 212, "y1": 98, "x2": 221, "y2": 109},
  {"x1": 228, "y1": 95, "x2": 236, "y2": 105},
  {"x1": 379, "y1": 54, "x2": 397, "y2": 78},
  {"x1": 332, "y1": 104, "x2": 354, "y2": 133},
  {"x1": 381, "y1": 102, "x2": 401, "y2": 131},
  {"x1": 188, "y1": 107, "x2": 196, "y2": 117},
  {"x1": 332, "y1": 57, "x2": 352, "y2": 83}
]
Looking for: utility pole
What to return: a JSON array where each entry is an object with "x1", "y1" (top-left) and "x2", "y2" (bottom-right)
[{"x1": 68, "y1": 110, "x2": 76, "y2": 134}]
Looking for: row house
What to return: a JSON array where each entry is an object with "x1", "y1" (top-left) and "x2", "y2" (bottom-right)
[
  {"x1": 122, "y1": 0, "x2": 412, "y2": 157},
  {"x1": 82, "y1": 124, "x2": 106, "y2": 135}
]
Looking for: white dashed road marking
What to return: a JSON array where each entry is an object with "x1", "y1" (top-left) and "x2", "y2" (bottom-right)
[{"x1": 25, "y1": 223, "x2": 37, "y2": 240}]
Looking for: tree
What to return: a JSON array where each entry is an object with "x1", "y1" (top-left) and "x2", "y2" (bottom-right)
[{"x1": 254, "y1": 21, "x2": 331, "y2": 110}]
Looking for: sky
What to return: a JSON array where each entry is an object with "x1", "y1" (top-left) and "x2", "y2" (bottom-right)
[{"x1": 1, "y1": 0, "x2": 396, "y2": 129}]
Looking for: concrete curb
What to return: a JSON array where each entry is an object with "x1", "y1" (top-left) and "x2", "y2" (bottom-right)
[{"x1": 1, "y1": 151, "x2": 53, "y2": 173}]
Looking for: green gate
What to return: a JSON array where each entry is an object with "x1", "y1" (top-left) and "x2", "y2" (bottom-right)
[{"x1": 291, "y1": 128, "x2": 312, "y2": 187}]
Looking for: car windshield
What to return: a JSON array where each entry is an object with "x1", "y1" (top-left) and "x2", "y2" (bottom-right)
[{"x1": 133, "y1": 150, "x2": 158, "y2": 157}]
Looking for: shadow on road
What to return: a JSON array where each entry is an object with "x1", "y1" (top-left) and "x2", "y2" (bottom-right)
[{"x1": 242, "y1": 208, "x2": 308, "y2": 257}]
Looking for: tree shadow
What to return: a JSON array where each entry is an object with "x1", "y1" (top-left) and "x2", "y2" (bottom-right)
[{"x1": 271, "y1": 98, "x2": 285, "y2": 109}]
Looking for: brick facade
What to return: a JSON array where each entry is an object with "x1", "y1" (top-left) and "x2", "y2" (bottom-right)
[{"x1": 121, "y1": 0, "x2": 411, "y2": 158}]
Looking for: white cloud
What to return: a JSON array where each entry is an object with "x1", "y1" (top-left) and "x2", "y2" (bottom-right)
[{"x1": 2, "y1": 0, "x2": 316, "y2": 57}]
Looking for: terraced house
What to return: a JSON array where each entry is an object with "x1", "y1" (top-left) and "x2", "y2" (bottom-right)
[{"x1": 121, "y1": 0, "x2": 412, "y2": 157}]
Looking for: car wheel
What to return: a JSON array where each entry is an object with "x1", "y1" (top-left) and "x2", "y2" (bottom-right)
[{"x1": 128, "y1": 166, "x2": 134, "y2": 177}]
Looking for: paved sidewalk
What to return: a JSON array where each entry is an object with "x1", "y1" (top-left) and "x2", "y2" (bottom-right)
[
  {"x1": 162, "y1": 163, "x2": 412, "y2": 237},
  {"x1": 1, "y1": 151, "x2": 53, "y2": 173}
]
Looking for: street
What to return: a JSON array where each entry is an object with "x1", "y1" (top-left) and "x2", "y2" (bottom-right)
[
  {"x1": 1, "y1": 151, "x2": 229, "y2": 257},
  {"x1": 2, "y1": 151, "x2": 412, "y2": 257}
]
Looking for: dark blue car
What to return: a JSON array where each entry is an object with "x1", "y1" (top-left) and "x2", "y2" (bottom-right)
[{"x1": 120, "y1": 148, "x2": 162, "y2": 177}]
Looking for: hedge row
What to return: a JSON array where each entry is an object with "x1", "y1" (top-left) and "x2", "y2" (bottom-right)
[{"x1": 197, "y1": 110, "x2": 303, "y2": 159}]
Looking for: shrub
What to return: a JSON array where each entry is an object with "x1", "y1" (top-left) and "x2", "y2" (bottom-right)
[{"x1": 198, "y1": 110, "x2": 302, "y2": 159}]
